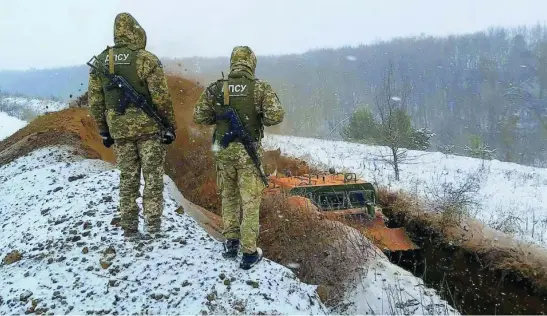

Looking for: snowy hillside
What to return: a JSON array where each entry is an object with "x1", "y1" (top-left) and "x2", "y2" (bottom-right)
[
  {"x1": 0, "y1": 147, "x2": 325, "y2": 315},
  {"x1": 0, "y1": 96, "x2": 67, "y2": 121},
  {"x1": 0, "y1": 111, "x2": 27, "y2": 141},
  {"x1": 0, "y1": 146, "x2": 457, "y2": 315},
  {"x1": 264, "y1": 134, "x2": 547, "y2": 246}
]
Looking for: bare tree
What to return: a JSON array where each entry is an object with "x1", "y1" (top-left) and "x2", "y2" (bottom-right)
[{"x1": 374, "y1": 61, "x2": 413, "y2": 181}]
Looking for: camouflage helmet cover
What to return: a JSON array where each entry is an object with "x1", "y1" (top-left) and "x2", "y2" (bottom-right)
[{"x1": 230, "y1": 46, "x2": 257, "y2": 74}]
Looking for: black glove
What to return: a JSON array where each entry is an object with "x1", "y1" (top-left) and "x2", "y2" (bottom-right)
[
  {"x1": 161, "y1": 129, "x2": 176, "y2": 145},
  {"x1": 100, "y1": 132, "x2": 114, "y2": 148}
]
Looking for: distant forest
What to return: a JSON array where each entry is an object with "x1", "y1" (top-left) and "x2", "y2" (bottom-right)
[{"x1": 2, "y1": 24, "x2": 547, "y2": 166}]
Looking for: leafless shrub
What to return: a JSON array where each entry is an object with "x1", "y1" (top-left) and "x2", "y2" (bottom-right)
[
  {"x1": 485, "y1": 206, "x2": 525, "y2": 236},
  {"x1": 422, "y1": 165, "x2": 486, "y2": 227}
]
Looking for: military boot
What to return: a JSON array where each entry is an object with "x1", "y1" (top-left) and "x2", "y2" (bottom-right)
[
  {"x1": 145, "y1": 218, "x2": 166, "y2": 239},
  {"x1": 120, "y1": 215, "x2": 139, "y2": 239},
  {"x1": 222, "y1": 239, "x2": 240, "y2": 259},
  {"x1": 122, "y1": 227, "x2": 139, "y2": 239},
  {"x1": 240, "y1": 248, "x2": 263, "y2": 270}
]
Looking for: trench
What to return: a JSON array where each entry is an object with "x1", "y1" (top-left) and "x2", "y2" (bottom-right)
[{"x1": 382, "y1": 210, "x2": 547, "y2": 315}]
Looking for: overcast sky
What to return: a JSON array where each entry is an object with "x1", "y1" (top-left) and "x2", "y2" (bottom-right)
[{"x1": 0, "y1": 0, "x2": 546, "y2": 70}]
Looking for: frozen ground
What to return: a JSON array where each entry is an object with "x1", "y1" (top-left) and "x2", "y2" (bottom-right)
[
  {"x1": 263, "y1": 134, "x2": 547, "y2": 246},
  {"x1": 0, "y1": 111, "x2": 27, "y2": 141},
  {"x1": 0, "y1": 146, "x2": 457, "y2": 315}
]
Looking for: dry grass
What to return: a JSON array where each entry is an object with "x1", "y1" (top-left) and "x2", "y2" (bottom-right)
[{"x1": 259, "y1": 191, "x2": 383, "y2": 307}]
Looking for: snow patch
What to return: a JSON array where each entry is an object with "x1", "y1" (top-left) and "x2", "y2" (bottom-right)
[
  {"x1": 346, "y1": 55, "x2": 357, "y2": 61},
  {"x1": 341, "y1": 258, "x2": 458, "y2": 315},
  {"x1": 0, "y1": 111, "x2": 27, "y2": 141},
  {"x1": 0, "y1": 96, "x2": 67, "y2": 120}
]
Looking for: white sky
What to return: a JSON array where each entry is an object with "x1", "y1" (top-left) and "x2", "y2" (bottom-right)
[{"x1": 0, "y1": 0, "x2": 546, "y2": 70}]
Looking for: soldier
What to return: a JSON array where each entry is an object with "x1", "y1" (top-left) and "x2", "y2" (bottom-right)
[
  {"x1": 88, "y1": 12, "x2": 177, "y2": 238},
  {"x1": 193, "y1": 46, "x2": 284, "y2": 270}
]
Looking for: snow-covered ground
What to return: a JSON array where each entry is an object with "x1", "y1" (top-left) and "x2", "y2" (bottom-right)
[
  {"x1": 263, "y1": 134, "x2": 547, "y2": 246},
  {"x1": 342, "y1": 259, "x2": 457, "y2": 315},
  {"x1": 0, "y1": 111, "x2": 27, "y2": 141},
  {"x1": 0, "y1": 96, "x2": 67, "y2": 121},
  {"x1": 0, "y1": 146, "x2": 457, "y2": 315},
  {"x1": 0, "y1": 147, "x2": 325, "y2": 315}
]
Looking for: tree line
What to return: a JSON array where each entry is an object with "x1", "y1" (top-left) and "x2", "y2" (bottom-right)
[{"x1": 3, "y1": 23, "x2": 547, "y2": 167}]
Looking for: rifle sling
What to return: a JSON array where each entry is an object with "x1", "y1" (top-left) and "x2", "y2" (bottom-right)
[
  {"x1": 108, "y1": 47, "x2": 115, "y2": 74},
  {"x1": 223, "y1": 81, "x2": 229, "y2": 106}
]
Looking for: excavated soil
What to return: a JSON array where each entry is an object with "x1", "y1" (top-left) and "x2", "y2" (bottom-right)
[
  {"x1": 379, "y1": 191, "x2": 547, "y2": 315},
  {"x1": 0, "y1": 108, "x2": 115, "y2": 166}
]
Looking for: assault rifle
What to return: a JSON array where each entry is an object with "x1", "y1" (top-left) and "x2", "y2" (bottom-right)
[
  {"x1": 216, "y1": 107, "x2": 269, "y2": 187},
  {"x1": 86, "y1": 56, "x2": 175, "y2": 139}
]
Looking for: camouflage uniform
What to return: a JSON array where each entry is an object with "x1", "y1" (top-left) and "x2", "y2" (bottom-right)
[
  {"x1": 193, "y1": 46, "x2": 284, "y2": 255},
  {"x1": 88, "y1": 13, "x2": 177, "y2": 234}
]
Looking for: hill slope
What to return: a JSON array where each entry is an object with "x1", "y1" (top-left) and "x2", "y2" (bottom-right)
[
  {"x1": 3, "y1": 25, "x2": 547, "y2": 169},
  {"x1": 0, "y1": 146, "x2": 326, "y2": 315}
]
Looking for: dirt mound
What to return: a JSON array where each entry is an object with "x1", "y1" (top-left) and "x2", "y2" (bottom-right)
[{"x1": 0, "y1": 108, "x2": 114, "y2": 166}]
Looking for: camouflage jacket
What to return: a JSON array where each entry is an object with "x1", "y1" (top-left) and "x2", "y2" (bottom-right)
[
  {"x1": 193, "y1": 46, "x2": 284, "y2": 162},
  {"x1": 88, "y1": 12, "x2": 176, "y2": 141}
]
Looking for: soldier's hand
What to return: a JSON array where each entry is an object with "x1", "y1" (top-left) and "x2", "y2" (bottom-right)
[
  {"x1": 161, "y1": 130, "x2": 176, "y2": 145},
  {"x1": 100, "y1": 132, "x2": 115, "y2": 148}
]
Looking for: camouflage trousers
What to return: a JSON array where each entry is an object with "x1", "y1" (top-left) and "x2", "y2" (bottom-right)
[
  {"x1": 216, "y1": 143, "x2": 265, "y2": 254},
  {"x1": 113, "y1": 138, "x2": 165, "y2": 232}
]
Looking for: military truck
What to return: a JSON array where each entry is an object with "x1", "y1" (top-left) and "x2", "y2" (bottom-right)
[{"x1": 266, "y1": 170, "x2": 417, "y2": 252}]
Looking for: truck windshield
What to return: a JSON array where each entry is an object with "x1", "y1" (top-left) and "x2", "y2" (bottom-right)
[
  {"x1": 314, "y1": 190, "x2": 368, "y2": 210},
  {"x1": 317, "y1": 192, "x2": 345, "y2": 210},
  {"x1": 348, "y1": 191, "x2": 366, "y2": 208}
]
